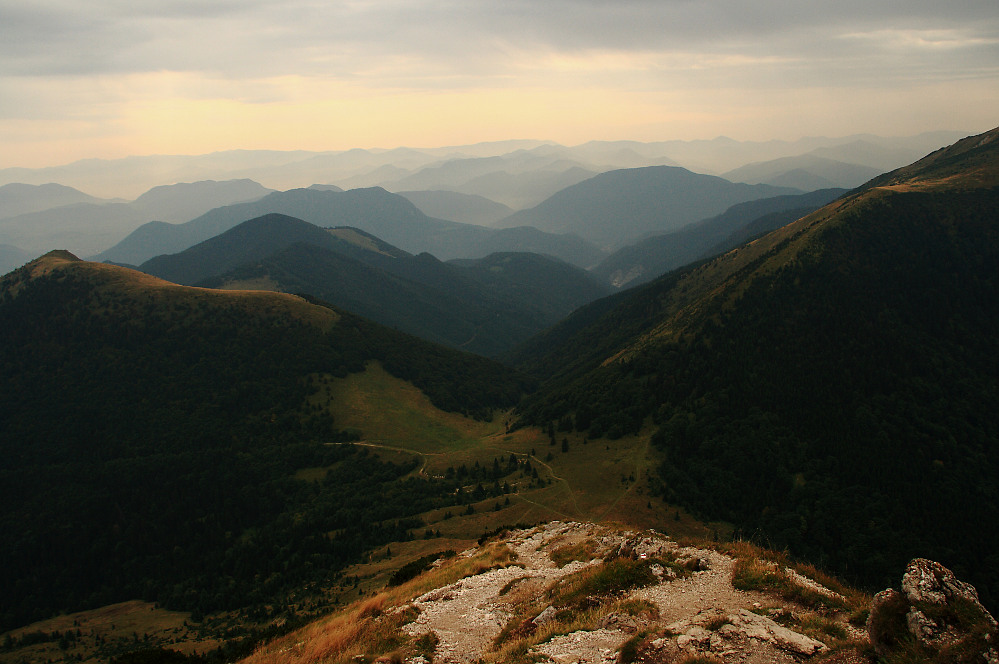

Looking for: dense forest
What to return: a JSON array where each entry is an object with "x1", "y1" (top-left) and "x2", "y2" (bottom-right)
[
  {"x1": 0, "y1": 259, "x2": 532, "y2": 631},
  {"x1": 515, "y1": 188, "x2": 999, "y2": 607}
]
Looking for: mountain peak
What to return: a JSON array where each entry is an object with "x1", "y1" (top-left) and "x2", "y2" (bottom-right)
[
  {"x1": 40, "y1": 249, "x2": 81, "y2": 262},
  {"x1": 4, "y1": 249, "x2": 82, "y2": 286}
]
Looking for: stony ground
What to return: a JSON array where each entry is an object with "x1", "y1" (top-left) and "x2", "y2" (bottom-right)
[{"x1": 398, "y1": 521, "x2": 859, "y2": 664}]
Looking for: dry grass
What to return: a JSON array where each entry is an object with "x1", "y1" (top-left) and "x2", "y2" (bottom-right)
[
  {"x1": 6, "y1": 253, "x2": 340, "y2": 330},
  {"x1": 482, "y1": 606, "x2": 603, "y2": 664},
  {"x1": 732, "y1": 556, "x2": 848, "y2": 611},
  {"x1": 217, "y1": 276, "x2": 284, "y2": 292},
  {"x1": 549, "y1": 539, "x2": 598, "y2": 567},
  {"x1": 242, "y1": 543, "x2": 517, "y2": 664},
  {"x1": 613, "y1": 598, "x2": 659, "y2": 621},
  {"x1": 725, "y1": 540, "x2": 867, "y2": 613},
  {"x1": 0, "y1": 600, "x2": 212, "y2": 664},
  {"x1": 319, "y1": 362, "x2": 502, "y2": 455}
]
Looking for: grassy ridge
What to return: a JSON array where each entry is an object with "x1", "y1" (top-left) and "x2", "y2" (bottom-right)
[{"x1": 0, "y1": 255, "x2": 532, "y2": 633}]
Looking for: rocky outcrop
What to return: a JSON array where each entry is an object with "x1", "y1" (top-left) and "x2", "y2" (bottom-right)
[
  {"x1": 398, "y1": 522, "x2": 853, "y2": 663},
  {"x1": 868, "y1": 558, "x2": 998, "y2": 663},
  {"x1": 667, "y1": 608, "x2": 827, "y2": 658},
  {"x1": 902, "y1": 558, "x2": 993, "y2": 616}
]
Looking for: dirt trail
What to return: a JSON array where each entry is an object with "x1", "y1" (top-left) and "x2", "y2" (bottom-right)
[
  {"x1": 404, "y1": 523, "x2": 601, "y2": 662},
  {"x1": 400, "y1": 522, "x2": 845, "y2": 664},
  {"x1": 634, "y1": 548, "x2": 758, "y2": 622}
]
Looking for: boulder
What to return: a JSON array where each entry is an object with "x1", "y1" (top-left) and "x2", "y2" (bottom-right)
[
  {"x1": 902, "y1": 559, "x2": 993, "y2": 621},
  {"x1": 868, "y1": 559, "x2": 998, "y2": 663}
]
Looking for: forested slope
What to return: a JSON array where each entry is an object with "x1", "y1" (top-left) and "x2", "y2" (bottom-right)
[
  {"x1": 512, "y1": 128, "x2": 999, "y2": 606},
  {"x1": 0, "y1": 252, "x2": 531, "y2": 630}
]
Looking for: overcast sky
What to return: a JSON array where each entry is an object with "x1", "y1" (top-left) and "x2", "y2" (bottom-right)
[{"x1": 1, "y1": 0, "x2": 997, "y2": 168}]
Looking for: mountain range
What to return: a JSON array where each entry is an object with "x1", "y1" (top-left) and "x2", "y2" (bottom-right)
[
  {"x1": 495, "y1": 166, "x2": 801, "y2": 249},
  {"x1": 0, "y1": 179, "x2": 273, "y2": 257},
  {"x1": 137, "y1": 212, "x2": 610, "y2": 356},
  {"x1": 397, "y1": 190, "x2": 514, "y2": 225},
  {"x1": 721, "y1": 154, "x2": 882, "y2": 190},
  {"x1": 1, "y1": 131, "x2": 967, "y2": 267},
  {"x1": 0, "y1": 132, "x2": 962, "y2": 200},
  {"x1": 96, "y1": 186, "x2": 604, "y2": 268},
  {"x1": 0, "y1": 182, "x2": 106, "y2": 217},
  {"x1": 1, "y1": 127, "x2": 996, "y2": 663},
  {"x1": 0, "y1": 249, "x2": 534, "y2": 633},
  {"x1": 590, "y1": 188, "x2": 847, "y2": 288}
]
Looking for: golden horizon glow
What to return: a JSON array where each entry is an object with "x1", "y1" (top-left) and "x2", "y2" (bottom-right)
[
  {"x1": 1, "y1": 2, "x2": 996, "y2": 170},
  {"x1": 2, "y1": 69, "x2": 996, "y2": 171}
]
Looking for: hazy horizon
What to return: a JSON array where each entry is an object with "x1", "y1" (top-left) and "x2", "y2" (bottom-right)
[{"x1": 0, "y1": 129, "x2": 979, "y2": 171}]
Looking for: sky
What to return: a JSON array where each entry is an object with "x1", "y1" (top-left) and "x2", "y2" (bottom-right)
[{"x1": 1, "y1": 0, "x2": 998, "y2": 169}]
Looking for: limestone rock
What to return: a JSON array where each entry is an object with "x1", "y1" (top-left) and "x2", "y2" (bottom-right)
[
  {"x1": 730, "y1": 609, "x2": 827, "y2": 656},
  {"x1": 533, "y1": 605, "x2": 557, "y2": 627},
  {"x1": 597, "y1": 612, "x2": 639, "y2": 633},
  {"x1": 869, "y1": 558, "x2": 998, "y2": 663},
  {"x1": 668, "y1": 608, "x2": 826, "y2": 657},
  {"x1": 905, "y1": 607, "x2": 940, "y2": 644},
  {"x1": 676, "y1": 625, "x2": 712, "y2": 651},
  {"x1": 902, "y1": 558, "x2": 995, "y2": 628}
]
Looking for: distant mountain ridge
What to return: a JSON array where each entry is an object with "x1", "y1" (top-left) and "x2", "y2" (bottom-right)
[
  {"x1": 0, "y1": 243, "x2": 32, "y2": 275},
  {"x1": 722, "y1": 155, "x2": 882, "y2": 190},
  {"x1": 0, "y1": 179, "x2": 273, "y2": 256},
  {"x1": 495, "y1": 166, "x2": 801, "y2": 249},
  {"x1": 0, "y1": 132, "x2": 964, "y2": 200},
  {"x1": 0, "y1": 182, "x2": 106, "y2": 218},
  {"x1": 591, "y1": 188, "x2": 847, "y2": 288},
  {"x1": 129, "y1": 178, "x2": 274, "y2": 222},
  {"x1": 98, "y1": 187, "x2": 604, "y2": 268},
  {"x1": 398, "y1": 190, "x2": 514, "y2": 225},
  {"x1": 140, "y1": 212, "x2": 610, "y2": 356}
]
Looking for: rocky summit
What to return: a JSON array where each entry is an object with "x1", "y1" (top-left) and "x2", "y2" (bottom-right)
[{"x1": 243, "y1": 521, "x2": 877, "y2": 664}]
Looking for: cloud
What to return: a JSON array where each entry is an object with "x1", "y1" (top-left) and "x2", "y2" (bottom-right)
[
  {"x1": 0, "y1": 0, "x2": 996, "y2": 166},
  {"x1": 2, "y1": 0, "x2": 996, "y2": 82}
]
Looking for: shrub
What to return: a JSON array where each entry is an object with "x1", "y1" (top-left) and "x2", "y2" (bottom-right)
[
  {"x1": 387, "y1": 551, "x2": 456, "y2": 586},
  {"x1": 867, "y1": 590, "x2": 912, "y2": 657},
  {"x1": 618, "y1": 633, "x2": 644, "y2": 663},
  {"x1": 552, "y1": 558, "x2": 658, "y2": 609}
]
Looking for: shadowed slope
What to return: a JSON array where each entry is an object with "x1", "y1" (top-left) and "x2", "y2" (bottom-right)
[{"x1": 512, "y1": 127, "x2": 999, "y2": 605}]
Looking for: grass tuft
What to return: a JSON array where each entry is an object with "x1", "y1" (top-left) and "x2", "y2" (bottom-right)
[
  {"x1": 731, "y1": 553, "x2": 850, "y2": 611},
  {"x1": 549, "y1": 539, "x2": 598, "y2": 567},
  {"x1": 615, "y1": 598, "x2": 659, "y2": 621},
  {"x1": 617, "y1": 632, "x2": 646, "y2": 663},
  {"x1": 551, "y1": 558, "x2": 658, "y2": 608},
  {"x1": 705, "y1": 615, "x2": 732, "y2": 631}
]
